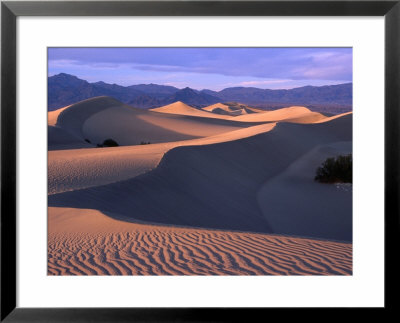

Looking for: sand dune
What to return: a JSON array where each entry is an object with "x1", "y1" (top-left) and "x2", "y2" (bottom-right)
[
  {"x1": 232, "y1": 106, "x2": 327, "y2": 123},
  {"x1": 48, "y1": 123, "x2": 276, "y2": 194},
  {"x1": 48, "y1": 97, "x2": 264, "y2": 150},
  {"x1": 48, "y1": 97, "x2": 125, "y2": 150},
  {"x1": 203, "y1": 103, "x2": 266, "y2": 115},
  {"x1": 52, "y1": 96, "x2": 122, "y2": 138},
  {"x1": 202, "y1": 103, "x2": 232, "y2": 112},
  {"x1": 48, "y1": 207, "x2": 352, "y2": 275},
  {"x1": 48, "y1": 96, "x2": 352, "y2": 276},
  {"x1": 49, "y1": 98, "x2": 339, "y2": 151},
  {"x1": 150, "y1": 101, "x2": 231, "y2": 119},
  {"x1": 258, "y1": 141, "x2": 352, "y2": 241},
  {"x1": 48, "y1": 125, "x2": 92, "y2": 150},
  {"x1": 244, "y1": 106, "x2": 266, "y2": 113},
  {"x1": 202, "y1": 103, "x2": 247, "y2": 116},
  {"x1": 313, "y1": 111, "x2": 353, "y2": 123},
  {"x1": 49, "y1": 114, "x2": 352, "y2": 240},
  {"x1": 211, "y1": 107, "x2": 246, "y2": 116},
  {"x1": 48, "y1": 105, "x2": 69, "y2": 126},
  {"x1": 83, "y1": 105, "x2": 253, "y2": 146}
]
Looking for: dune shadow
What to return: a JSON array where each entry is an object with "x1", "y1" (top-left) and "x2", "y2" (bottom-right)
[{"x1": 49, "y1": 116, "x2": 353, "y2": 238}]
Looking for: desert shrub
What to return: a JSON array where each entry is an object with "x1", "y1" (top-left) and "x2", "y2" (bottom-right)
[
  {"x1": 140, "y1": 141, "x2": 151, "y2": 145},
  {"x1": 315, "y1": 154, "x2": 352, "y2": 183},
  {"x1": 102, "y1": 138, "x2": 119, "y2": 147}
]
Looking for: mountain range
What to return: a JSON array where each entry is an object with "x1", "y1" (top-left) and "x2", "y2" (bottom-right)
[{"x1": 48, "y1": 73, "x2": 352, "y2": 113}]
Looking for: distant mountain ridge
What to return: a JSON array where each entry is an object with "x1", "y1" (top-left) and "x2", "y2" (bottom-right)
[
  {"x1": 48, "y1": 73, "x2": 352, "y2": 113},
  {"x1": 206, "y1": 83, "x2": 352, "y2": 106}
]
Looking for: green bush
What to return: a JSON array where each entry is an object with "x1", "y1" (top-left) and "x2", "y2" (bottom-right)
[
  {"x1": 102, "y1": 138, "x2": 119, "y2": 147},
  {"x1": 315, "y1": 154, "x2": 352, "y2": 183}
]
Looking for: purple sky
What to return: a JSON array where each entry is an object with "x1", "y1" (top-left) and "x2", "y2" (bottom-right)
[{"x1": 48, "y1": 48, "x2": 352, "y2": 91}]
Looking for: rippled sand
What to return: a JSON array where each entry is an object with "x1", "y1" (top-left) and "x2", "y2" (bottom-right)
[
  {"x1": 48, "y1": 97, "x2": 352, "y2": 276},
  {"x1": 48, "y1": 208, "x2": 352, "y2": 276}
]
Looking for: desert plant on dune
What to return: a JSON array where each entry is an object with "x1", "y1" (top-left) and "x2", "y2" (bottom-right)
[
  {"x1": 315, "y1": 154, "x2": 352, "y2": 183},
  {"x1": 102, "y1": 138, "x2": 119, "y2": 147}
]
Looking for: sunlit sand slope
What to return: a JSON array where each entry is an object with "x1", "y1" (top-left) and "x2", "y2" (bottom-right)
[
  {"x1": 150, "y1": 101, "x2": 232, "y2": 119},
  {"x1": 202, "y1": 103, "x2": 232, "y2": 112},
  {"x1": 202, "y1": 103, "x2": 248, "y2": 116},
  {"x1": 49, "y1": 97, "x2": 341, "y2": 150},
  {"x1": 233, "y1": 106, "x2": 326, "y2": 123},
  {"x1": 48, "y1": 207, "x2": 352, "y2": 276},
  {"x1": 83, "y1": 105, "x2": 253, "y2": 146},
  {"x1": 49, "y1": 97, "x2": 261, "y2": 150},
  {"x1": 48, "y1": 123, "x2": 275, "y2": 194},
  {"x1": 49, "y1": 115, "x2": 351, "y2": 240}
]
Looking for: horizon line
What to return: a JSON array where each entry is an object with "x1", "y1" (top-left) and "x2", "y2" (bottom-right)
[{"x1": 48, "y1": 72, "x2": 353, "y2": 92}]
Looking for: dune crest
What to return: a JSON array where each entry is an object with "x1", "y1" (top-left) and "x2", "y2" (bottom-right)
[
  {"x1": 48, "y1": 123, "x2": 276, "y2": 194},
  {"x1": 150, "y1": 101, "x2": 232, "y2": 119},
  {"x1": 49, "y1": 114, "x2": 352, "y2": 241},
  {"x1": 48, "y1": 95, "x2": 352, "y2": 276},
  {"x1": 48, "y1": 105, "x2": 70, "y2": 126},
  {"x1": 48, "y1": 96, "x2": 262, "y2": 150},
  {"x1": 203, "y1": 102, "x2": 261, "y2": 116},
  {"x1": 232, "y1": 106, "x2": 327, "y2": 123},
  {"x1": 48, "y1": 96, "x2": 130, "y2": 149},
  {"x1": 313, "y1": 111, "x2": 353, "y2": 123},
  {"x1": 202, "y1": 102, "x2": 232, "y2": 112},
  {"x1": 202, "y1": 102, "x2": 246, "y2": 116},
  {"x1": 49, "y1": 97, "x2": 345, "y2": 151}
]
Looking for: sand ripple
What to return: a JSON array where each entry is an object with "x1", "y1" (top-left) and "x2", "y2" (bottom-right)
[{"x1": 48, "y1": 228, "x2": 352, "y2": 276}]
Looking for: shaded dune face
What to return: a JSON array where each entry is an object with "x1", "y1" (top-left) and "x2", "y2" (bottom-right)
[
  {"x1": 56, "y1": 96, "x2": 123, "y2": 135},
  {"x1": 258, "y1": 141, "x2": 352, "y2": 241},
  {"x1": 49, "y1": 96, "x2": 335, "y2": 151},
  {"x1": 48, "y1": 125, "x2": 92, "y2": 150},
  {"x1": 211, "y1": 107, "x2": 246, "y2": 116},
  {"x1": 48, "y1": 97, "x2": 353, "y2": 275},
  {"x1": 150, "y1": 101, "x2": 228, "y2": 119},
  {"x1": 202, "y1": 103, "x2": 249, "y2": 116},
  {"x1": 48, "y1": 96, "x2": 125, "y2": 150},
  {"x1": 49, "y1": 115, "x2": 352, "y2": 240},
  {"x1": 49, "y1": 96, "x2": 268, "y2": 149},
  {"x1": 82, "y1": 107, "x2": 256, "y2": 146},
  {"x1": 202, "y1": 103, "x2": 232, "y2": 112},
  {"x1": 48, "y1": 123, "x2": 276, "y2": 195}
]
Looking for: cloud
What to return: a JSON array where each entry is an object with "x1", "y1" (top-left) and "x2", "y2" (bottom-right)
[
  {"x1": 239, "y1": 79, "x2": 291, "y2": 87},
  {"x1": 48, "y1": 48, "x2": 352, "y2": 82}
]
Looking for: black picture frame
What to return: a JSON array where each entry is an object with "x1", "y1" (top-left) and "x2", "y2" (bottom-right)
[{"x1": 1, "y1": 0, "x2": 399, "y2": 321}]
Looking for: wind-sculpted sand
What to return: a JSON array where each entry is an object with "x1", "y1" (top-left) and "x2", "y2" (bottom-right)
[
  {"x1": 49, "y1": 97, "x2": 258, "y2": 150},
  {"x1": 233, "y1": 106, "x2": 327, "y2": 123},
  {"x1": 48, "y1": 96, "x2": 353, "y2": 276},
  {"x1": 202, "y1": 102, "x2": 248, "y2": 116},
  {"x1": 48, "y1": 123, "x2": 276, "y2": 194},
  {"x1": 150, "y1": 101, "x2": 232, "y2": 119},
  {"x1": 202, "y1": 103, "x2": 233, "y2": 112},
  {"x1": 48, "y1": 208, "x2": 352, "y2": 276},
  {"x1": 49, "y1": 114, "x2": 352, "y2": 239}
]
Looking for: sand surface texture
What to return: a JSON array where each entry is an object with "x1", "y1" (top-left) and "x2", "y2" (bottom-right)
[
  {"x1": 48, "y1": 208, "x2": 352, "y2": 275},
  {"x1": 48, "y1": 96, "x2": 352, "y2": 275}
]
